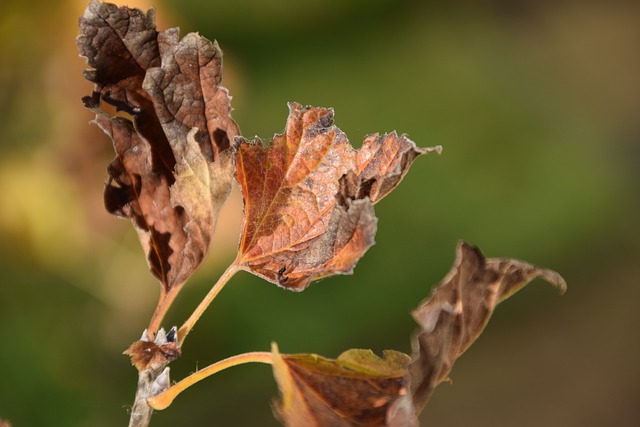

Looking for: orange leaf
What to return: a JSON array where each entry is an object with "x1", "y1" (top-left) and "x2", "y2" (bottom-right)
[{"x1": 235, "y1": 102, "x2": 441, "y2": 290}]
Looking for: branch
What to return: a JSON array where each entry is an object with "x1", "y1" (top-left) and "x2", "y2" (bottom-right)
[{"x1": 125, "y1": 328, "x2": 180, "y2": 427}]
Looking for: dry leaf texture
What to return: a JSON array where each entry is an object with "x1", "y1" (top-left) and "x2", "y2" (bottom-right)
[
  {"x1": 272, "y1": 344, "x2": 411, "y2": 427},
  {"x1": 78, "y1": 1, "x2": 238, "y2": 294},
  {"x1": 236, "y1": 102, "x2": 440, "y2": 290},
  {"x1": 388, "y1": 241, "x2": 567, "y2": 425}
]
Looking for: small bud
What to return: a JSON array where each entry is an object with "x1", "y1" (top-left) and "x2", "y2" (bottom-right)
[
  {"x1": 166, "y1": 326, "x2": 177, "y2": 343},
  {"x1": 155, "y1": 328, "x2": 167, "y2": 345}
]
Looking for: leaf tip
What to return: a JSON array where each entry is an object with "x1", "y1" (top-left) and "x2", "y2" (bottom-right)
[
  {"x1": 543, "y1": 269, "x2": 568, "y2": 295},
  {"x1": 414, "y1": 141, "x2": 443, "y2": 156}
]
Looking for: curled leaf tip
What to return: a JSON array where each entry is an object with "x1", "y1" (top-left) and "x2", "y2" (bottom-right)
[{"x1": 541, "y1": 269, "x2": 567, "y2": 295}]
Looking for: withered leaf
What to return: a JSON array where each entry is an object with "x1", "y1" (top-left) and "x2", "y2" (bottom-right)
[
  {"x1": 387, "y1": 241, "x2": 567, "y2": 425},
  {"x1": 271, "y1": 343, "x2": 411, "y2": 427},
  {"x1": 124, "y1": 327, "x2": 180, "y2": 373},
  {"x1": 78, "y1": 1, "x2": 238, "y2": 309},
  {"x1": 235, "y1": 102, "x2": 441, "y2": 290}
]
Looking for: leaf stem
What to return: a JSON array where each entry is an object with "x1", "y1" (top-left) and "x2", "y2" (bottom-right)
[
  {"x1": 177, "y1": 261, "x2": 241, "y2": 346},
  {"x1": 147, "y1": 286, "x2": 181, "y2": 338},
  {"x1": 147, "y1": 351, "x2": 273, "y2": 410}
]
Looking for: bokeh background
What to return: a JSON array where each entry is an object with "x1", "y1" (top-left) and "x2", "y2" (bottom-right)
[{"x1": 1, "y1": 0, "x2": 638, "y2": 425}]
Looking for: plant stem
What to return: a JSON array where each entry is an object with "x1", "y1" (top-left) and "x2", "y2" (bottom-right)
[
  {"x1": 128, "y1": 369, "x2": 160, "y2": 427},
  {"x1": 147, "y1": 286, "x2": 181, "y2": 338},
  {"x1": 177, "y1": 261, "x2": 241, "y2": 346},
  {"x1": 128, "y1": 262, "x2": 241, "y2": 426},
  {"x1": 147, "y1": 352, "x2": 273, "y2": 410}
]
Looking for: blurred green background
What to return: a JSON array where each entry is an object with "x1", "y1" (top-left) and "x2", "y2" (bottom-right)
[{"x1": 1, "y1": 0, "x2": 638, "y2": 425}]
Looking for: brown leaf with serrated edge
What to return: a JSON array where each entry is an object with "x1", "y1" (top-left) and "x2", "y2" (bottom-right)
[
  {"x1": 143, "y1": 33, "x2": 238, "y2": 162},
  {"x1": 387, "y1": 241, "x2": 567, "y2": 425},
  {"x1": 78, "y1": 1, "x2": 238, "y2": 314},
  {"x1": 271, "y1": 343, "x2": 411, "y2": 427},
  {"x1": 235, "y1": 102, "x2": 441, "y2": 290}
]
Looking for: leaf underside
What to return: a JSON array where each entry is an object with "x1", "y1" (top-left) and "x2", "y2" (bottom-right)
[
  {"x1": 388, "y1": 241, "x2": 567, "y2": 425},
  {"x1": 272, "y1": 343, "x2": 412, "y2": 427}
]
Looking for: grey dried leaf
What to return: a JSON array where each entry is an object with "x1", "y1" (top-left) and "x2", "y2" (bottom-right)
[{"x1": 387, "y1": 241, "x2": 566, "y2": 426}]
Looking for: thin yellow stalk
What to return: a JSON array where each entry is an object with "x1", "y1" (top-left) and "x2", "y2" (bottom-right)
[
  {"x1": 147, "y1": 285, "x2": 181, "y2": 337},
  {"x1": 147, "y1": 351, "x2": 273, "y2": 410},
  {"x1": 177, "y1": 261, "x2": 241, "y2": 346}
]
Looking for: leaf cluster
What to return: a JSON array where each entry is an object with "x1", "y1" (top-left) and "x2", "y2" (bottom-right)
[{"x1": 77, "y1": 2, "x2": 566, "y2": 426}]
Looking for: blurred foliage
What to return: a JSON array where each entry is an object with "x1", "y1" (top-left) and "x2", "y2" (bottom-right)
[{"x1": 0, "y1": 0, "x2": 638, "y2": 426}]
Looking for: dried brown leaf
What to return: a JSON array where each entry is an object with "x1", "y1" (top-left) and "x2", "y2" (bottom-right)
[
  {"x1": 387, "y1": 241, "x2": 567, "y2": 425},
  {"x1": 271, "y1": 343, "x2": 411, "y2": 427},
  {"x1": 124, "y1": 328, "x2": 181, "y2": 372},
  {"x1": 78, "y1": 1, "x2": 238, "y2": 311},
  {"x1": 235, "y1": 102, "x2": 440, "y2": 290}
]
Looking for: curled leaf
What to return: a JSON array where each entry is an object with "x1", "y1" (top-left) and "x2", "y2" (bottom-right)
[
  {"x1": 235, "y1": 102, "x2": 441, "y2": 290},
  {"x1": 388, "y1": 241, "x2": 566, "y2": 425},
  {"x1": 77, "y1": 1, "x2": 238, "y2": 320},
  {"x1": 271, "y1": 343, "x2": 411, "y2": 427}
]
